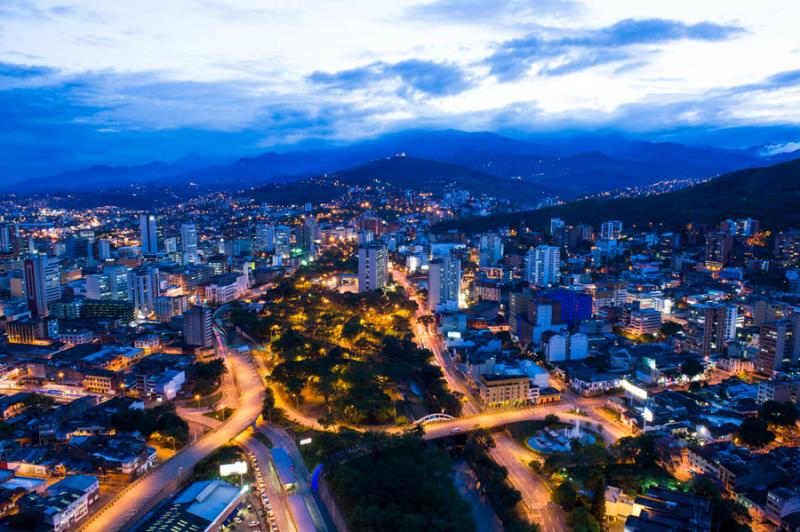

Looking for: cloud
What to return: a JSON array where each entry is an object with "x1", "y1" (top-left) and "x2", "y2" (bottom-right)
[
  {"x1": 0, "y1": 61, "x2": 56, "y2": 79},
  {"x1": 406, "y1": 0, "x2": 577, "y2": 25},
  {"x1": 487, "y1": 18, "x2": 746, "y2": 80},
  {"x1": 309, "y1": 59, "x2": 473, "y2": 97}
]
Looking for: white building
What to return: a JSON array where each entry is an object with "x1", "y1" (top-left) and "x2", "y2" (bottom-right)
[
  {"x1": 600, "y1": 220, "x2": 623, "y2": 240},
  {"x1": 358, "y1": 245, "x2": 387, "y2": 292},
  {"x1": 180, "y1": 222, "x2": 199, "y2": 264},
  {"x1": 255, "y1": 223, "x2": 274, "y2": 253},
  {"x1": 428, "y1": 254, "x2": 461, "y2": 311},
  {"x1": 525, "y1": 245, "x2": 560, "y2": 287}
]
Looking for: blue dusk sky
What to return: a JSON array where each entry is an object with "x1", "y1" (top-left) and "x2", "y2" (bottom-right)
[{"x1": 1, "y1": 0, "x2": 799, "y2": 179}]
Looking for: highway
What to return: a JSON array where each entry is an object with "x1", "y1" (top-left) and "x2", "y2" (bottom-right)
[
  {"x1": 236, "y1": 429, "x2": 297, "y2": 532},
  {"x1": 80, "y1": 350, "x2": 263, "y2": 532}
]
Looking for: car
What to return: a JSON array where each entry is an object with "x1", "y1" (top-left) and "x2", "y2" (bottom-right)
[
  {"x1": 451, "y1": 427, "x2": 462, "y2": 433},
  {"x1": 271, "y1": 524, "x2": 278, "y2": 531},
  {"x1": 249, "y1": 521, "x2": 259, "y2": 527}
]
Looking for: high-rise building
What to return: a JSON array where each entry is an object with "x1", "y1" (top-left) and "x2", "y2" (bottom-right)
[
  {"x1": 705, "y1": 231, "x2": 733, "y2": 270},
  {"x1": 183, "y1": 306, "x2": 214, "y2": 348},
  {"x1": 180, "y1": 223, "x2": 199, "y2": 264},
  {"x1": 127, "y1": 266, "x2": 160, "y2": 316},
  {"x1": 139, "y1": 214, "x2": 160, "y2": 255},
  {"x1": 549, "y1": 218, "x2": 566, "y2": 235},
  {"x1": 254, "y1": 223, "x2": 274, "y2": 253},
  {"x1": 686, "y1": 303, "x2": 738, "y2": 356},
  {"x1": 756, "y1": 317, "x2": 800, "y2": 374},
  {"x1": 104, "y1": 265, "x2": 130, "y2": 300},
  {"x1": 479, "y1": 233, "x2": 504, "y2": 266},
  {"x1": 273, "y1": 225, "x2": 291, "y2": 258},
  {"x1": 428, "y1": 254, "x2": 461, "y2": 311},
  {"x1": 525, "y1": 245, "x2": 560, "y2": 287},
  {"x1": 154, "y1": 295, "x2": 190, "y2": 323},
  {"x1": 775, "y1": 230, "x2": 800, "y2": 265},
  {"x1": 96, "y1": 239, "x2": 112, "y2": 261},
  {"x1": 600, "y1": 220, "x2": 623, "y2": 240},
  {"x1": 357, "y1": 244, "x2": 387, "y2": 293},
  {"x1": 0, "y1": 223, "x2": 18, "y2": 254},
  {"x1": 301, "y1": 216, "x2": 319, "y2": 256},
  {"x1": 23, "y1": 255, "x2": 61, "y2": 319},
  {"x1": 85, "y1": 274, "x2": 112, "y2": 300}
]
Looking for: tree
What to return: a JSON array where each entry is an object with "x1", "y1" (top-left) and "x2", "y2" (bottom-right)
[
  {"x1": 567, "y1": 507, "x2": 601, "y2": 532},
  {"x1": 759, "y1": 400, "x2": 798, "y2": 426},
  {"x1": 680, "y1": 357, "x2": 704, "y2": 378},
  {"x1": 544, "y1": 413, "x2": 560, "y2": 426},
  {"x1": 659, "y1": 322, "x2": 683, "y2": 338},
  {"x1": 553, "y1": 480, "x2": 579, "y2": 510},
  {"x1": 737, "y1": 416, "x2": 775, "y2": 448},
  {"x1": 591, "y1": 477, "x2": 606, "y2": 524},
  {"x1": 22, "y1": 393, "x2": 55, "y2": 415}
]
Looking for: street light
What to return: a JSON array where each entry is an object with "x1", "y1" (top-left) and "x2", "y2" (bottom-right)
[{"x1": 195, "y1": 394, "x2": 201, "y2": 408}]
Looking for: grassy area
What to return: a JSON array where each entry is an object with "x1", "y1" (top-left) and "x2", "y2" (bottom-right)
[
  {"x1": 203, "y1": 407, "x2": 235, "y2": 421},
  {"x1": 505, "y1": 417, "x2": 567, "y2": 446}
]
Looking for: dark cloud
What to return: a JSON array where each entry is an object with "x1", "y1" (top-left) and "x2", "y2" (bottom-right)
[
  {"x1": 309, "y1": 59, "x2": 473, "y2": 97},
  {"x1": 487, "y1": 18, "x2": 746, "y2": 80}
]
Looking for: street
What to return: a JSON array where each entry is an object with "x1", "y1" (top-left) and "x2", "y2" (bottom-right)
[{"x1": 80, "y1": 351, "x2": 263, "y2": 532}]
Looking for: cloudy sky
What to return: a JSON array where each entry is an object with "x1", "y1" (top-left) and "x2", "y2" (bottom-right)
[{"x1": 1, "y1": 0, "x2": 799, "y2": 179}]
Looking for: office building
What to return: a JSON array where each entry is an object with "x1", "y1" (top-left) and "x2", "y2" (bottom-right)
[
  {"x1": 104, "y1": 265, "x2": 130, "y2": 300},
  {"x1": 85, "y1": 274, "x2": 112, "y2": 300},
  {"x1": 428, "y1": 254, "x2": 461, "y2": 311},
  {"x1": 600, "y1": 220, "x2": 623, "y2": 240},
  {"x1": 183, "y1": 306, "x2": 214, "y2": 348},
  {"x1": 154, "y1": 295, "x2": 189, "y2": 323},
  {"x1": 478, "y1": 374, "x2": 530, "y2": 407},
  {"x1": 301, "y1": 215, "x2": 319, "y2": 256},
  {"x1": 180, "y1": 222, "x2": 198, "y2": 264},
  {"x1": 358, "y1": 244, "x2": 387, "y2": 293},
  {"x1": 273, "y1": 225, "x2": 291, "y2": 258},
  {"x1": 139, "y1": 214, "x2": 161, "y2": 255},
  {"x1": 23, "y1": 255, "x2": 61, "y2": 319},
  {"x1": 525, "y1": 245, "x2": 560, "y2": 287},
  {"x1": 479, "y1": 233, "x2": 503, "y2": 266},
  {"x1": 127, "y1": 266, "x2": 160, "y2": 316},
  {"x1": 705, "y1": 231, "x2": 733, "y2": 270},
  {"x1": 0, "y1": 223, "x2": 17, "y2": 254},
  {"x1": 686, "y1": 303, "x2": 738, "y2": 356},
  {"x1": 756, "y1": 316, "x2": 800, "y2": 374},
  {"x1": 254, "y1": 223, "x2": 274, "y2": 253}
]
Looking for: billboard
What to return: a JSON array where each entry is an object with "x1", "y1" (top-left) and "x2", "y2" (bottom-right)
[{"x1": 220, "y1": 461, "x2": 248, "y2": 477}]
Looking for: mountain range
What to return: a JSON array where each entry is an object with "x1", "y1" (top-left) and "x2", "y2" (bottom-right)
[
  {"x1": 244, "y1": 155, "x2": 552, "y2": 207},
  {"x1": 432, "y1": 157, "x2": 800, "y2": 234},
  {"x1": 8, "y1": 129, "x2": 800, "y2": 201}
]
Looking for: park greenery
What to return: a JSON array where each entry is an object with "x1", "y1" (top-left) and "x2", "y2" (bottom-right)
[
  {"x1": 307, "y1": 429, "x2": 476, "y2": 532},
  {"x1": 190, "y1": 357, "x2": 227, "y2": 396},
  {"x1": 111, "y1": 402, "x2": 190, "y2": 449},
  {"x1": 232, "y1": 271, "x2": 461, "y2": 425}
]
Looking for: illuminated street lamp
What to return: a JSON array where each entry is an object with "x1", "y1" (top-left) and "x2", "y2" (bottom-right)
[{"x1": 195, "y1": 394, "x2": 201, "y2": 408}]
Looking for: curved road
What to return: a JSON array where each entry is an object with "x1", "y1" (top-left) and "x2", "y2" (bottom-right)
[{"x1": 80, "y1": 351, "x2": 263, "y2": 532}]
